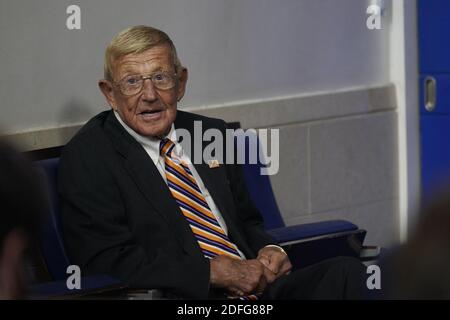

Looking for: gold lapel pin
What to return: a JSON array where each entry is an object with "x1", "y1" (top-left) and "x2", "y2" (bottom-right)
[{"x1": 208, "y1": 159, "x2": 220, "y2": 168}]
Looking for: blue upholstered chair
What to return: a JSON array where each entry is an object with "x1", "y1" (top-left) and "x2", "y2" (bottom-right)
[
  {"x1": 32, "y1": 158, "x2": 124, "y2": 299},
  {"x1": 35, "y1": 131, "x2": 369, "y2": 283},
  {"x1": 233, "y1": 127, "x2": 368, "y2": 269},
  {"x1": 37, "y1": 158, "x2": 70, "y2": 281}
]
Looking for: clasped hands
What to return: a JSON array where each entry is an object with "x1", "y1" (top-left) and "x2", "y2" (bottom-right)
[{"x1": 210, "y1": 246, "x2": 292, "y2": 297}]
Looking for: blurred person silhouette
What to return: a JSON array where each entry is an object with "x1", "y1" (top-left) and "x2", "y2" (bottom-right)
[
  {"x1": 384, "y1": 188, "x2": 450, "y2": 299},
  {"x1": 0, "y1": 139, "x2": 47, "y2": 299}
]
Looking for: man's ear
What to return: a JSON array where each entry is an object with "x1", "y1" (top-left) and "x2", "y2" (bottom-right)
[
  {"x1": 99, "y1": 80, "x2": 117, "y2": 110},
  {"x1": 177, "y1": 68, "x2": 188, "y2": 102}
]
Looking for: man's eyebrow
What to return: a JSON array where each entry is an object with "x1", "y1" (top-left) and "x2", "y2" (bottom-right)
[{"x1": 119, "y1": 65, "x2": 168, "y2": 75}]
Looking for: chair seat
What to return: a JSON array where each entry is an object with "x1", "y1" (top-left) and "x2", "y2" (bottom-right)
[{"x1": 267, "y1": 220, "x2": 358, "y2": 244}]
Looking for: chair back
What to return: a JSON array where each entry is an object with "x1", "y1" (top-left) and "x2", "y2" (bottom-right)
[
  {"x1": 37, "y1": 158, "x2": 70, "y2": 280},
  {"x1": 234, "y1": 129, "x2": 285, "y2": 229}
]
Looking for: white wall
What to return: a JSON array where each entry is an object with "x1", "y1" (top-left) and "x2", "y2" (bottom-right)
[
  {"x1": 0, "y1": 0, "x2": 390, "y2": 134},
  {"x1": 0, "y1": 0, "x2": 404, "y2": 247}
]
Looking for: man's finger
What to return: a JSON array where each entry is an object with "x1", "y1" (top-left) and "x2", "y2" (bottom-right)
[
  {"x1": 263, "y1": 267, "x2": 277, "y2": 284},
  {"x1": 267, "y1": 252, "x2": 287, "y2": 274},
  {"x1": 267, "y1": 260, "x2": 280, "y2": 274},
  {"x1": 257, "y1": 255, "x2": 271, "y2": 268}
]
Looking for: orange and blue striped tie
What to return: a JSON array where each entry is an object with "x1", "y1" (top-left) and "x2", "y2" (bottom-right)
[{"x1": 160, "y1": 138, "x2": 242, "y2": 260}]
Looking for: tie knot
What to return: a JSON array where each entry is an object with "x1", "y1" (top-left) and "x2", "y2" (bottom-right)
[{"x1": 160, "y1": 138, "x2": 175, "y2": 157}]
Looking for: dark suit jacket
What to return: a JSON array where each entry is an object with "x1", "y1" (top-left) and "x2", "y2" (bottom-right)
[{"x1": 59, "y1": 110, "x2": 276, "y2": 299}]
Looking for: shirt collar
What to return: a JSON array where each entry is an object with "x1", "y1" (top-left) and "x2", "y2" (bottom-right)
[{"x1": 113, "y1": 110, "x2": 176, "y2": 164}]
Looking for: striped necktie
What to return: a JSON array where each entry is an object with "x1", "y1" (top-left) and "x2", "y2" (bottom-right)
[
  {"x1": 160, "y1": 138, "x2": 259, "y2": 300},
  {"x1": 159, "y1": 138, "x2": 242, "y2": 260}
]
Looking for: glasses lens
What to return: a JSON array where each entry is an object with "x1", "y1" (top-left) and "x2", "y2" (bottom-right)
[
  {"x1": 152, "y1": 72, "x2": 175, "y2": 90},
  {"x1": 118, "y1": 72, "x2": 177, "y2": 95},
  {"x1": 120, "y1": 75, "x2": 143, "y2": 95}
]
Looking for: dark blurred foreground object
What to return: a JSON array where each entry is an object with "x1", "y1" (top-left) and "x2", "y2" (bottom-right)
[
  {"x1": 0, "y1": 139, "x2": 47, "y2": 299},
  {"x1": 384, "y1": 191, "x2": 450, "y2": 299},
  {"x1": 0, "y1": 141, "x2": 127, "y2": 300}
]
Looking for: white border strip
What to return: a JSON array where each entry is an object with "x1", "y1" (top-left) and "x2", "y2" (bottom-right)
[{"x1": 390, "y1": 0, "x2": 420, "y2": 242}]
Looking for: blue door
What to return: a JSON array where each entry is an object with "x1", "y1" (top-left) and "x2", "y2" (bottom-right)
[{"x1": 418, "y1": 0, "x2": 450, "y2": 201}]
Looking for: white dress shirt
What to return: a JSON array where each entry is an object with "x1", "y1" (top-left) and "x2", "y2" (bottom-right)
[{"x1": 114, "y1": 111, "x2": 246, "y2": 258}]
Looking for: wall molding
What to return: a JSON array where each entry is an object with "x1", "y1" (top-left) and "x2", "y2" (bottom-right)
[{"x1": 5, "y1": 83, "x2": 396, "y2": 152}]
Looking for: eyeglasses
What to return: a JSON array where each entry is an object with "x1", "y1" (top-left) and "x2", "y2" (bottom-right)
[{"x1": 114, "y1": 71, "x2": 178, "y2": 96}]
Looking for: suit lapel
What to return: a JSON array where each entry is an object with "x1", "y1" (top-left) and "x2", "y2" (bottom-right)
[
  {"x1": 193, "y1": 160, "x2": 251, "y2": 255},
  {"x1": 103, "y1": 111, "x2": 204, "y2": 257},
  {"x1": 174, "y1": 112, "x2": 232, "y2": 217},
  {"x1": 174, "y1": 112, "x2": 246, "y2": 252},
  {"x1": 104, "y1": 110, "x2": 252, "y2": 258},
  {"x1": 194, "y1": 162, "x2": 231, "y2": 223}
]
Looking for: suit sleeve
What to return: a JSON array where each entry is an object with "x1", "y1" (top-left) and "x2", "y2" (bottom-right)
[
  {"x1": 221, "y1": 121, "x2": 278, "y2": 254},
  {"x1": 58, "y1": 134, "x2": 210, "y2": 299}
]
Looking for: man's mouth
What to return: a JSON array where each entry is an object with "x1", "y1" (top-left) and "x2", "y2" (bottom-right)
[{"x1": 138, "y1": 108, "x2": 164, "y2": 119}]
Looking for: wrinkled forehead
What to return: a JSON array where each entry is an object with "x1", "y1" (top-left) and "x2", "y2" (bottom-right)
[{"x1": 112, "y1": 45, "x2": 174, "y2": 78}]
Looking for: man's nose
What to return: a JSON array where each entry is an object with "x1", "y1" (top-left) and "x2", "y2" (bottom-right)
[{"x1": 141, "y1": 78, "x2": 157, "y2": 101}]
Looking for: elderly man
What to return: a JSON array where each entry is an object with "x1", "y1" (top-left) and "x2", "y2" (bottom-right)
[{"x1": 59, "y1": 25, "x2": 365, "y2": 299}]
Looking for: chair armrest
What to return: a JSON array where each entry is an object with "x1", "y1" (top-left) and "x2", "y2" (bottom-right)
[
  {"x1": 266, "y1": 220, "x2": 367, "y2": 269},
  {"x1": 359, "y1": 245, "x2": 382, "y2": 263},
  {"x1": 267, "y1": 220, "x2": 359, "y2": 244}
]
